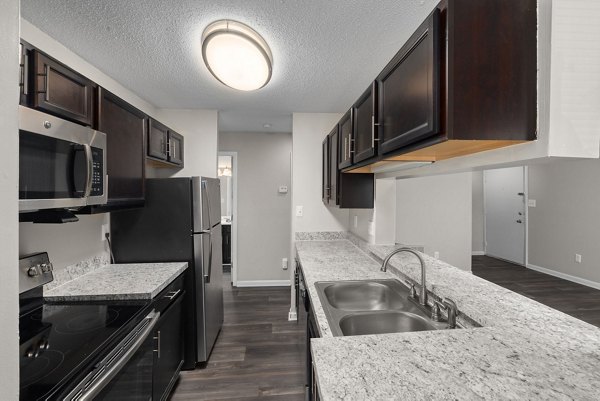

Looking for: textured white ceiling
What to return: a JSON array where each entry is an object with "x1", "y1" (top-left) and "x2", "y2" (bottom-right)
[{"x1": 21, "y1": 0, "x2": 439, "y2": 132}]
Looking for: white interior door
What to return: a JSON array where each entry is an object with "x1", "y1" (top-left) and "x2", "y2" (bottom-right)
[{"x1": 484, "y1": 167, "x2": 526, "y2": 265}]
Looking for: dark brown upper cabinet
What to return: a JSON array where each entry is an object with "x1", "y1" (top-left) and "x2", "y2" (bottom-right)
[
  {"x1": 352, "y1": 82, "x2": 378, "y2": 164},
  {"x1": 377, "y1": 9, "x2": 441, "y2": 156},
  {"x1": 323, "y1": 125, "x2": 374, "y2": 209},
  {"x1": 338, "y1": 110, "x2": 353, "y2": 170},
  {"x1": 81, "y1": 88, "x2": 147, "y2": 213},
  {"x1": 329, "y1": 126, "x2": 339, "y2": 206},
  {"x1": 341, "y1": 0, "x2": 536, "y2": 171},
  {"x1": 148, "y1": 119, "x2": 169, "y2": 161},
  {"x1": 167, "y1": 130, "x2": 184, "y2": 166},
  {"x1": 30, "y1": 50, "x2": 95, "y2": 126},
  {"x1": 148, "y1": 119, "x2": 185, "y2": 168},
  {"x1": 322, "y1": 135, "x2": 330, "y2": 204}
]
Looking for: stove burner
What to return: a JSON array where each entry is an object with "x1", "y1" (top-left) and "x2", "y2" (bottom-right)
[
  {"x1": 54, "y1": 308, "x2": 120, "y2": 335},
  {"x1": 20, "y1": 349, "x2": 65, "y2": 388}
]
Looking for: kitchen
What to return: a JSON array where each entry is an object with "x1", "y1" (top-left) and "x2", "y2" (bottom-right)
[{"x1": 3, "y1": 0, "x2": 600, "y2": 400}]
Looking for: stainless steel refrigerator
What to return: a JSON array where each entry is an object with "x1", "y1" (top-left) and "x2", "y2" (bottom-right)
[{"x1": 110, "y1": 177, "x2": 224, "y2": 369}]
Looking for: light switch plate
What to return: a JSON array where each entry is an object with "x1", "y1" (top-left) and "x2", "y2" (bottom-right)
[
  {"x1": 528, "y1": 199, "x2": 536, "y2": 207},
  {"x1": 296, "y1": 206, "x2": 303, "y2": 217}
]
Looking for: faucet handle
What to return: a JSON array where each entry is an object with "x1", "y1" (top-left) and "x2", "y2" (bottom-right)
[
  {"x1": 431, "y1": 302, "x2": 442, "y2": 321},
  {"x1": 408, "y1": 283, "x2": 417, "y2": 299}
]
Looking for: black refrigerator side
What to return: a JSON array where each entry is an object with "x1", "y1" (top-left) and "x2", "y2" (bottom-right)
[{"x1": 110, "y1": 177, "x2": 198, "y2": 370}]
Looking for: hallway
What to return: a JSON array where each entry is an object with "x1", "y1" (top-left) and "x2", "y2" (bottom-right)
[
  {"x1": 472, "y1": 255, "x2": 600, "y2": 327},
  {"x1": 171, "y1": 274, "x2": 305, "y2": 401}
]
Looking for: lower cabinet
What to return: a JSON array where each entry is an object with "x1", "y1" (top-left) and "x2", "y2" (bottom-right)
[
  {"x1": 152, "y1": 287, "x2": 185, "y2": 400},
  {"x1": 297, "y1": 262, "x2": 320, "y2": 401}
]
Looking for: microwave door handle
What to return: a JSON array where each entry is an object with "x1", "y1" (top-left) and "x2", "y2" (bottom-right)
[{"x1": 83, "y1": 144, "x2": 93, "y2": 198}]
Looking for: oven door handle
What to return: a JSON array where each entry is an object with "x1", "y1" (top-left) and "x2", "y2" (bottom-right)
[{"x1": 68, "y1": 310, "x2": 160, "y2": 401}]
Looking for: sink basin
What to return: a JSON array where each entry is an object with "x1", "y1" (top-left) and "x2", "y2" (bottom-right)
[
  {"x1": 314, "y1": 279, "x2": 455, "y2": 336},
  {"x1": 339, "y1": 311, "x2": 436, "y2": 336},
  {"x1": 323, "y1": 281, "x2": 409, "y2": 311}
]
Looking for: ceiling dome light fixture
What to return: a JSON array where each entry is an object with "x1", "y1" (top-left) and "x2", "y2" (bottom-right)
[{"x1": 201, "y1": 20, "x2": 273, "y2": 91}]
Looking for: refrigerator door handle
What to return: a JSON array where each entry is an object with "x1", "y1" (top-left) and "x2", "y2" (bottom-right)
[{"x1": 205, "y1": 230, "x2": 212, "y2": 284}]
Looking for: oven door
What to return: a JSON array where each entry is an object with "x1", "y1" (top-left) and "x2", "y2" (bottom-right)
[
  {"x1": 18, "y1": 106, "x2": 107, "y2": 211},
  {"x1": 64, "y1": 310, "x2": 160, "y2": 401}
]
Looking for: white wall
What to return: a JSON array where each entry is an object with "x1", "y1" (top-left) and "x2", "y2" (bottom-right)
[
  {"x1": 292, "y1": 113, "x2": 348, "y2": 233},
  {"x1": 153, "y1": 108, "x2": 219, "y2": 179},
  {"x1": 395, "y1": 173, "x2": 473, "y2": 271},
  {"x1": 472, "y1": 171, "x2": 485, "y2": 254},
  {"x1": 219, "y1": 132, "x2": 292, "y2": 284},
  {"x1": 20, "y1": 214, "x2": 109, "y2": 271},
  {"x1": 349, "y1": 178, "x2": 396, "y2": 245},
  {"x1": 0, "y1": 0, "x2": 20, "y2": 396},
  {"x1": 528, "y1": 159, "x2": 600, "y2": 285}
]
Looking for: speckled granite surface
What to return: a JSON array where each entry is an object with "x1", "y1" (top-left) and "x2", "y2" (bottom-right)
[
  {"x1": 295, "y1": 231, "x2": 347, "y2": 241},
  {"x1": 295, "y1": 239, "x2": 600, "y2": 400},
  {"x1": 45, "y1": 252, "x2": 110, "y2": 291},
  {"x1": 44, "y1": 262, "x2": 188, "y2": 301}
]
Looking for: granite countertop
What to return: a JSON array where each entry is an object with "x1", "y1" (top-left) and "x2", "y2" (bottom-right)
[
  {"x1": 295, "y1": 238, "x2": 600, "y2": 400},
  {"x1": 44, "y1": 262, "x2": 188, "y2": 301}
]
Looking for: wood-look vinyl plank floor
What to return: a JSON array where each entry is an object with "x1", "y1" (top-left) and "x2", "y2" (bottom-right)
[
  {"x1": 170, "y1": 273, "x2": 305, "y2": 401},
  {"x1": 472, "y1": 255, "x2": 600, "y2": 327}
]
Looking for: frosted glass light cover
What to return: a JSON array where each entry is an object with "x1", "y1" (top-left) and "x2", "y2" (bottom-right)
[{"x1": 202, "y1": 20, "x2": 273, "y2": 91}]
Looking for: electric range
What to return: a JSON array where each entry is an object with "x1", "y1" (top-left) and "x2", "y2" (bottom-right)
[{"x1": 19, "y1": 252, "x2": 150, "y2": 401}]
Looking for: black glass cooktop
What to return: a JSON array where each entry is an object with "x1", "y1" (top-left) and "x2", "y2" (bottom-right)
[{"x1": 20, "y1": 302, "x2": 146, "y2": 401}]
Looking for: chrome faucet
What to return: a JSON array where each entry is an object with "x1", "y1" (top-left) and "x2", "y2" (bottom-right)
[{"x1": 380, "y1": 247, "x2": 427, "y2": 306}]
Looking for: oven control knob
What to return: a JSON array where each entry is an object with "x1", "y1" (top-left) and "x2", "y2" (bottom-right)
[
  {"x1": 40, "y1": 263, "x2": 53, "y2": 273},
  {"x1": 39, "y1": 339, "x2": 49, "y2": 351},
  {"x1": 26, "y1": 348, "x2": 35, "y2": 358},
  {"x1": 43, "y1": 121, "x2": 52, "y2": 129},
  {"x1": 27, "y1": 266, "x2": 40, "y2": 277}
]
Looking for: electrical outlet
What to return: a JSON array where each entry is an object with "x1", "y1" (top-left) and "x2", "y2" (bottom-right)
[
  {"x1": 528, "y1": 199, "x2": 537, "y2": 207},
  {"x1": 282, "y1": 258, "x2": 288, "y2": 270},
  {"x1": 434, "y1": 251, "x2": 440, "y2": 259},
  {"x1": 575, "y1": 254, "x2": 582, "y2": 263},
  {"x1": 101, "y1": 223, "x2": 109, "y2": 241},
  {"x1": 354, "y1": 215, "x2": 358, "y2": 228},
  {"x1": 278, "y1": 185, "x2": 288, "y2": 194},
  {"x1": 295, "y1": 206, "x2": 303, "y2": 217}
]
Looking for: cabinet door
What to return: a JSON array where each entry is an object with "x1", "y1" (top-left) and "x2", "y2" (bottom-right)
[
  {"x1": 322, "y1": 136, "x2": 330, "y2": 204},
  {"x1": 338, "y1": 111, "x2": 353, "y2": 169},
  {"x1": 97, "y1": 88, "x2": 147, "y2": 209},
  {"x1": 32, "y1": 50, "x2": 94, "y2": 126},
  {"x1": 19, "y1": 44, "x2": 30, "y2": 106},
  {"x1": 353, "y1": 82, "x2": 378, "y2": 163},
  {"x1": 167, "y1": 130, "x2": 184, "y2": 166},
  {"x1": 328, "y1": 127, "x2": 339, "y2": 206},
  {"x1": 148, "y1": 119, "x2": 169, "y2": 160},
  {"x1": 153, "y1": 292, "x2": 185, "y2": 401},
  {"x1": 377, "y1": 9, "x2": 440, "y2": 155}
]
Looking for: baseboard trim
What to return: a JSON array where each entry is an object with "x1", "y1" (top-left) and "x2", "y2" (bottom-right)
[
  {"x1": 472, "y1": 251, "x2": 486, "y2": 256},
  {"x1": 236, "y1": 280, "x2": 291, "y2": 287},
  {"x1": 526, "y1": 263, "x2": 600, "y2": 290}
]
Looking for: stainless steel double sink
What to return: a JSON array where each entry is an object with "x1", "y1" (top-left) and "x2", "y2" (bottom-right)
[{"x1": 315, "y1": 279, "x2": 454, "y2": 336}]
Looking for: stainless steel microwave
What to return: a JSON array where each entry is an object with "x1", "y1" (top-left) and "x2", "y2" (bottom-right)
[{"x1": 19, "y1": 106, "x2": 107, "y2": 211}]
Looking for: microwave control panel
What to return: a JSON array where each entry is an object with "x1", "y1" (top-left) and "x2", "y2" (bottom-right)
[{"x1": 91, "y1": 148, "x2": 104, "y2": 196}]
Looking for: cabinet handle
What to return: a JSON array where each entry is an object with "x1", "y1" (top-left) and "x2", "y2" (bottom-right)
[
  {"x1": 350, "y1": 138, "x2": 355, "y2": 154},
  {"x1": 164, "y1": 289, "x2": 181, "y2": 300},
  {"x1": 154, "y1": 330, "x2": 161, "y2": 358},
  {"x1": 166, "y1": 139, "x2": 170, "y2": 157}
]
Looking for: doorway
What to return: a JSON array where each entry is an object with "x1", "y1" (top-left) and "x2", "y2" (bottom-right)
[
  {"x1": 218, "y1": 153, "x2": 237, "y2": 285},
  {"x1": 483, "y1": 166, "x2": 527, "y2": 266}
]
